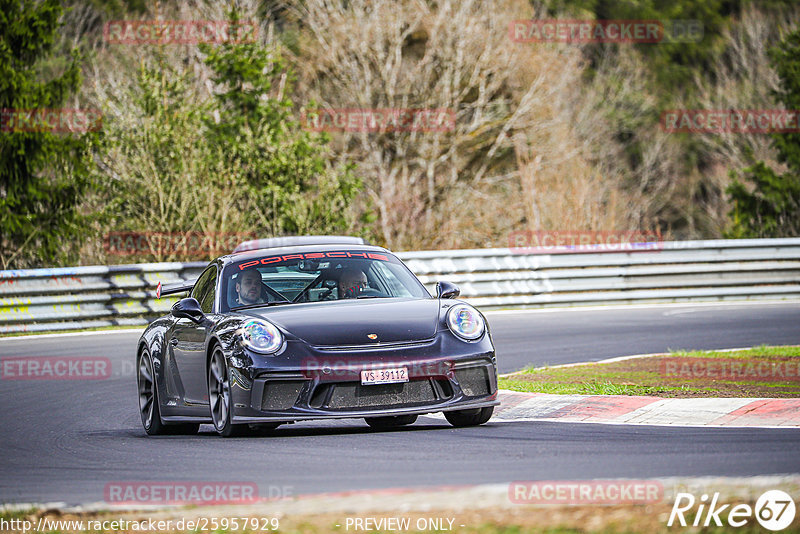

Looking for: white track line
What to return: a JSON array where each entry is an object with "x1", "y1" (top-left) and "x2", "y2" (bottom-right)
[
  {"x1": 499, "y1": 346, "x2": 800, "y2": 377},
  {"x1": 484, "y1": 299, "x2": 800, "y2": 316}
]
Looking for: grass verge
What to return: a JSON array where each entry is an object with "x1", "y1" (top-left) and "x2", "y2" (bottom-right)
[{"x1": 499, "y1": 345, "x2": 800, "y2": 398}]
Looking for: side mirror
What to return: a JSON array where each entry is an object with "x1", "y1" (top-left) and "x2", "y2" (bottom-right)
[
  {"x1": 172, "y1": 297, "x2": 205, "y2": 323},
  {"x1": 436, "y1": 281, "x2": 460, "y2": 299}
]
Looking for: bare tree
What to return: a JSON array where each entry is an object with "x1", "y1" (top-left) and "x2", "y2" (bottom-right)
[
  {"x1": 689, "y1": 5, "x2": 800, "y2": 235},
  {"x1": 288, "y1": 0, "x2": 673, "y2": 249}
]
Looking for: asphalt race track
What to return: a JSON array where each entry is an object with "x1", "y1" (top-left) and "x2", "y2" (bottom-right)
[
  {"x1": 1, "y1": 302, "x2": 799, "y2": 505},
  {"x1": 491, "y1": 302, "x2": 800, "y2": 371}
]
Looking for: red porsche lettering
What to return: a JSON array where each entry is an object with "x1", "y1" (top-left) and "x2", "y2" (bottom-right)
[
  {"x1": 238, "y1": 260, "x2": 260, "y2": 270},
  {"x1": 236, "y1": 250, "x2": 391, "y2": 270}
]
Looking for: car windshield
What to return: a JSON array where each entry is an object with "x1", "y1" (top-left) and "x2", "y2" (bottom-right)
[{"x1": 222, "y1": 249, "x2": 430, "y2": 311}]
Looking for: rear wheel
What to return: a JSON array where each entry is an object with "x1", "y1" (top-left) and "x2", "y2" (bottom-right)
[
  {"x1": 208, "y1": 347, "x2": 248, "y2": 437},
  {"x1": 444, "y1": 406, "x2": 493, "y2": 427},
  {"x1": 138, "y1": 350, "x2": 198, "y2": 435},
  {"x1": 365, "y1": 414, "x2": 418, "y2": 429}
]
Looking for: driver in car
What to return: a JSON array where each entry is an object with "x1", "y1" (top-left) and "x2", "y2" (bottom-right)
[
  {"x1": 338, "y1": 267, "x2": 368, "y2": 299},
  {"x1": 235, "y1": 268, "x2": 265, "y2": 306}
]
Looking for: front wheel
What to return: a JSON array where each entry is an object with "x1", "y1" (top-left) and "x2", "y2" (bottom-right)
[
  {"x1": 444, "y1": 406, "x2": 493, "y2": 427},
  {"x1": 208, "y1": 347, "x2": 248, "y2": 437},
  {"x1": 365, "y1": 414, "x2": 418, "y2": 429}
]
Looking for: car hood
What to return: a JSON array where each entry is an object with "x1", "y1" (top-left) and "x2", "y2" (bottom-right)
[{"x1": 244, "y1": 298, "x2": 440, "y2": 346}]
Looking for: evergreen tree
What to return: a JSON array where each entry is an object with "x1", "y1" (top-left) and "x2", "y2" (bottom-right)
[
  {"x1": 0, "y1": 0, "x2": 98, "y2": 268},
  {"x1": 726, "y1": 29, "x2": 800, "y2": 237},
  {"x1": 199, "y1": 11, "x2": 360, "y2": 237}
]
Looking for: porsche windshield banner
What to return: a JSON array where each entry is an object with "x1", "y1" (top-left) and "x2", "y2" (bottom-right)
[{"x1": 235, "y1": 251, "x2": 391, "y2": 270}]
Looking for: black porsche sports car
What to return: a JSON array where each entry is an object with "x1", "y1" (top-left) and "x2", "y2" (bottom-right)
[{"x1": 137, "y1": 236, "x2": 499, "y2": 437}]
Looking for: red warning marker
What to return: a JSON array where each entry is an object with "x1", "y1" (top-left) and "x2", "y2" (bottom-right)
[{"x1": 156, "y1": 281, "x2": 162, "y2": 299}]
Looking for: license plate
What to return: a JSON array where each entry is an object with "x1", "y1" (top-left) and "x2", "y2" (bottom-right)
[{"x1": 361, "y1": 367, "x2": 409, "y2": 385}]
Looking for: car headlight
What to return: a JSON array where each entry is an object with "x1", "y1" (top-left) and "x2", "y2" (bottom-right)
[
  {"x1": 446, "y1": 304, "x2": 485, "y2": 340},
  {"x1": 241, "y1": 318, "x2": 283, "y2": 354}
]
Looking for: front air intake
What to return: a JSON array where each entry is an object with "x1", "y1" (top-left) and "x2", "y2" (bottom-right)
[
  {"x1": 260, "y1": 381, "x2": 305, "y2": 411},
  {"x1": 454, "y1": 366, "x2": 490, "y2": 397}
]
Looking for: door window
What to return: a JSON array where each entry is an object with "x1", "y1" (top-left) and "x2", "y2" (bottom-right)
[{"x1": 191, "y1": 265, "x2": 218, "y2": 314}]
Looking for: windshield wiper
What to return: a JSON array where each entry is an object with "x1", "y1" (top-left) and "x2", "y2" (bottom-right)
[{"x1": 231, "y1": 301, "x2": 293, "y2": 311}]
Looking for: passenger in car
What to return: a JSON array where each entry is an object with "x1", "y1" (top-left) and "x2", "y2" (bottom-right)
[{"x1": 338, "y1": 267, "x2": 368, "y2": 299}]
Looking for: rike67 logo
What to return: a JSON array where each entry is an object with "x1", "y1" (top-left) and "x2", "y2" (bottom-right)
[{"x1": 668, "y1": 490, "x2": 796, "y2": 531}]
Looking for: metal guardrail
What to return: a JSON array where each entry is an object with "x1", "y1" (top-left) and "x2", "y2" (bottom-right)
[
  {"x1": 402, "y1": 238, "x2": 800, "y2": 308},
  {"x1": 0, "y1": 263, "x2": 207, "y2": 334},
  {"x1": 1, "y1": 239, "x2": 799, "y2": 334}
]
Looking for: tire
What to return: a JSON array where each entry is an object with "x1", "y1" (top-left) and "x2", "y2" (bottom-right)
[
  {"x1": 365, "y1": 414, "x2": 418, "y2": 429},
  {"x1": 138, "y1": 350, "x2": 198, "y2": 436},
  {"x1": 444, "y1": 406, "x2": 493, "y2": 427},
  {"x1": 208, "y1": 346, "x2": 248, "y2": 437}
]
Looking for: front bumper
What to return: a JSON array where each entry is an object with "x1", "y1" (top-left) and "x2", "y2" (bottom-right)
[{"x1": 228, "y1": 335, "x2": 499, "y2": 423}]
